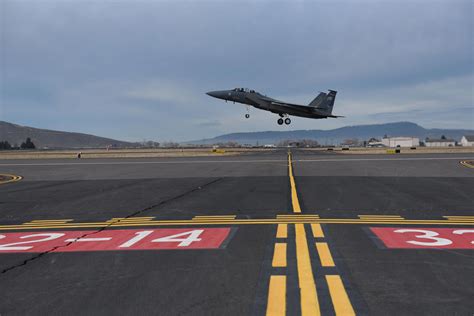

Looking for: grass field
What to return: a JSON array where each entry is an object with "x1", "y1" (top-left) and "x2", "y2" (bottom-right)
[{"x1": 0, "y1": 148, "x2": 262, "y2": 159}]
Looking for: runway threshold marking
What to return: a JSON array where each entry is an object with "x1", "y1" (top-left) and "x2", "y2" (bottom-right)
[
  {"x1": 370, "y1": 227, "x2": 474, "y2": 249},
  {"x1": 0, "y1": 228, "x2": 233, "y2": 253},
  {"x1": 0, "y1": 174, "x2": 22, "y2": 185}
]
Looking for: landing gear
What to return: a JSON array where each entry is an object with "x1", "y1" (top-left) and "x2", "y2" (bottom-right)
[
  {"x1": 277, "y1": 115, "x2": 291, "y2": 125},
  {"x1": 245, "y1": 106, "x2": 250, "y2": 119}
]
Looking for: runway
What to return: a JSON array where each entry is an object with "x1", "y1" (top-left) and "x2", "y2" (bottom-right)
[{"x1": 0, "y1": 149, "x2": 473, "y2": 315}]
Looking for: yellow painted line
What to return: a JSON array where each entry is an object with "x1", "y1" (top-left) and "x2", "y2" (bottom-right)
[
  {"x1": 358, "y1": 215, "x2": 404, "y2": 218},
  {"x1": 194, "y1": 215, "x2": 237, "y2": 218},
  {"x1": 277, "y1": 215, "x2": 319, "y2": 218},
  {"x1": 107, "y1": 217, "x2": 154, "y2": 221},
  {"x1": 288, "y1": 153, "x2": 302, "y2": 213},
  {"x1": 311, "y1": 224, "x2": 325, "y2": 238},
  {"x1": 276, "y1": 224, "x2": 287, "y2": 238},
  {"x1": 444, "y1": 216, "x2": 474, "y2": 221},
  {"x1": 266, "y1": 275, "x2": 286, "y2": 316},
  {"x1": 460, "y1": 160, "x2": 474, "y2": 168},
  {"x1": 193, "y1": 217, "x2": 236, "y2": 220},
  {"x1": 28, "y1": 220, "x2": 73, "y2": 223},
  {"x1": 295, "y1": 223, "x2": 320, "y2": 315},
  {"x1": 315, "y1": 242, "x2": 335, "y2": 267},
  {"x1": 21, "y1": 223, "x2": 72, "y2": 226},
  {"x1": 326, "y1": 275, "x2": 355, "y2": 316},
  {"x1": 2, "y1": 219, "x2": 474, "y2": 231},
  {"x1": 0, "y1": 174, "x2": 23, "y2": 185},
  {"x1": 272, "y1": 243, "x2": 287, "y2": 267}
]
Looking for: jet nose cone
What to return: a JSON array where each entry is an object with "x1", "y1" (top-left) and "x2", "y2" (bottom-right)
[{"x1": 206, "y1": 91, "x2": 219, "y2": 98}]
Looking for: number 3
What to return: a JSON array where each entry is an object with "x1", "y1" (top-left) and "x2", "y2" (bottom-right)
[{"x1": 393, "y1": 229, "x2": 452, "y2": 246}]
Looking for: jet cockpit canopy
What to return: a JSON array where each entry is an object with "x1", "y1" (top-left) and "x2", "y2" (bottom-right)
[{"x1": 232, "y1": 88, "x2": 256, "y2": 93}]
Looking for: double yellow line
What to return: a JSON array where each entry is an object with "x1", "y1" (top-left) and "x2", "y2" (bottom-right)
[
  {"x1": 0, "y1": 174, "x2": 23, "y2": 185},
  {"x1": 266, "y1": 152, "x2": 355, "y2": 315}
]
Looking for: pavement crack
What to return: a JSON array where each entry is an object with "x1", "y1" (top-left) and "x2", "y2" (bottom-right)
[{"x1": 0, "y1": 178, "x2": 222, "y2": 275}]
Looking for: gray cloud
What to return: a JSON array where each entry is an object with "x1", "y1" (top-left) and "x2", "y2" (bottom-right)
[{"x1": 1, "y1": 0, "x2": 472, "y2": 141}]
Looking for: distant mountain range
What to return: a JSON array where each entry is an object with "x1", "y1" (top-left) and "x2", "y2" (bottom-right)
[
  {"x1": 1, "y1": 121, "x2": 473, "y2": 148},
  {"x1": 187, "y1": 122, "x2": 474, "y2": 145},
  {"x1": 0, "y1": 121, "x2": 135, "y2": 149}
]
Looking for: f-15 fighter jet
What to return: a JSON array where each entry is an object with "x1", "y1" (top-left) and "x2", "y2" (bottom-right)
[{"x1": 206, "y1": 88, "x2": 343, "y2": 125}]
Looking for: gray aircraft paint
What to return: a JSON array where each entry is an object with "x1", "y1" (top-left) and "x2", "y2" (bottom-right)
[{"x1": 206, "y1": 88, "x2": 343, "y2": 124}]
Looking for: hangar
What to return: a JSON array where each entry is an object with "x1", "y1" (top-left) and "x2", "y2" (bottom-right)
[
  {"x1": 381, "y1": 136, "x2": 419, "y2": 148},
  {"x1": 425, "y1": 138, "x2": 455, "y2": 147},
  {"x1": 460, "y1": 135, "x2": 474, "y2": 146}
]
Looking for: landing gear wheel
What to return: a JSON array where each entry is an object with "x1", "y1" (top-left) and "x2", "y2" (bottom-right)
[
  {"x1": 245, "y1": 114, "x2": 250, "y2": 119},
  {"x1": 284, "y1": 118, "x2": 291, "y2": 125},
  {"x1": 277, "y1": 118, "x2": 284, "y2": 125}
]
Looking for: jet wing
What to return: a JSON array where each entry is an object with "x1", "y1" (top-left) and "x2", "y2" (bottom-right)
[
  {"x1": 245, "y1": 94, "x2": 310, "y2": 111},
  {"x1": 269, "y1": 101, "x2": 313, "y2": 113}
]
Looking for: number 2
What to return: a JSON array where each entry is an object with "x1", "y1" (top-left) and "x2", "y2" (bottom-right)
[{"x1": 0, "y1": 233, "x2": 65, "y2": 251}]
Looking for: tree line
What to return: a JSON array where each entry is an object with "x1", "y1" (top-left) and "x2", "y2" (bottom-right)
[{"x1": 0, "y1": 137, "x2": 36, "y2": 150}]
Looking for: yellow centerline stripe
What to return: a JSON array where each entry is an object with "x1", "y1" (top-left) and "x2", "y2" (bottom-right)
[
  {"x1": 266, "y1": 275, "x2": 286, "y2": 316},
  {"x1": 276, "y1": 224, "x2": 287, "y2": 238},
  {"x1": 295, "y1": 223, "x2": 320, "y2": 315},
  {"x1": 272, "y1": 243, "x2": 287, "y2": 267},
  {"x1": 326, "y1": 275, "x2": 356, "y2": 316},
  {"x1": 316, "y1": 242, "x2": 335, "y2": 267},
  {"x1": 288, "y1": 153, "x2": 302, "y2": 213}
]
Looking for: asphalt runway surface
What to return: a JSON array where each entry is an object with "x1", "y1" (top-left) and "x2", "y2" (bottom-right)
[{"x1": 0, "y1": 149, "x2": 473, "y2": 315}]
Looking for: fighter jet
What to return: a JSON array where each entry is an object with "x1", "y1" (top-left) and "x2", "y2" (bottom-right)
[{"x1": 206, "y1": 88, "x2": 343, "y2": 125}]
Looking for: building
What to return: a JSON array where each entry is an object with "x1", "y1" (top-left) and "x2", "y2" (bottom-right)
[
  {"x1": 425, "y1": 138, "x2": 455, "y2": 147},
  {"x1": 367, "y1": 138, "x2": 385, "y2": 147},
  {"x1": 381, "y1": 136, "x2": 419, "y2": 148},
  {"x1": 460, "y1": 135, "x2": 474, "y2": 147}
]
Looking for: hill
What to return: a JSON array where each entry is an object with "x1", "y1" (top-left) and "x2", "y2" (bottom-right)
[
  {"x1": 0, "y1": 121, "x2": 135, "y2": 149},
  {"x1": 187, "y1": 122, "x2": 474, "y2": 145}
]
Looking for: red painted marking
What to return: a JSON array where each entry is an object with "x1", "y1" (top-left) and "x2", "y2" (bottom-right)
[
  {"x1": 0, "y1": 228, "x2": 231, "y2": 253},
  {"x1": 371, "y1": 227, "x2": 474, "y2": 249}
]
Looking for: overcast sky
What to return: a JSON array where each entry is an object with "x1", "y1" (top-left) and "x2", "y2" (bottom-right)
[{"x1": 1, "y1": 0, "x2": 473, "y2": 142}]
